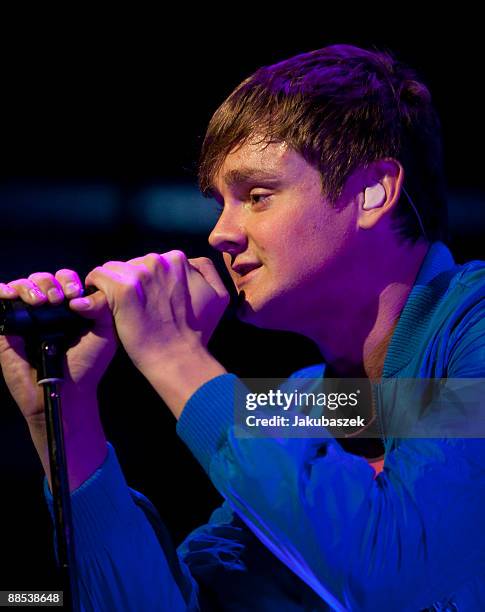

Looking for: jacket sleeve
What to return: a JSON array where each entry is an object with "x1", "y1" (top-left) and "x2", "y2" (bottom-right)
[
  {"x1": 177, "y1": 500, "x2": 333, "y2": 611},
  {"x1": 176, "y1": 318, "x2": 485, "y2": 611},
  {"x1": 44, "y1": 443, "x2": 198, "y2": 612}
]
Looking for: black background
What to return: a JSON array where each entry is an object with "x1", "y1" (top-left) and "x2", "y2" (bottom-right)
[{"x1": 0, "y1": 17, "x2": 484, "y2": 593}]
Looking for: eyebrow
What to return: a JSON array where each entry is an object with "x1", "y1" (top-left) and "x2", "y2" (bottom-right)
[
  {"x1": 208, "y1": 167, "x2": 283, "y2": 197},
  {"x1": 223, "y1": 167, "x2": 283, "y2": 186}
]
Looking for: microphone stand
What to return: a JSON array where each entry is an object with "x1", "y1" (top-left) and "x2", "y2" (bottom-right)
[
  {"x1": 37, "y1": 334, "x2": 80, "y2": 612},
  {"x1": 0, "y1": 293, "x2": 97, "y2": 612}
]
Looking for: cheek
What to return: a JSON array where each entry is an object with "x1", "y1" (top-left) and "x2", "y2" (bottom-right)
[
  {"x1": 270, "y1": 215, "x2": 350, "y2": 286},
  {"x1": 274, "y1": 214, "x2": 327, "y2": 263},
  {"x1": 290, "y1": 202, "x2": 355, "y2": 260}
]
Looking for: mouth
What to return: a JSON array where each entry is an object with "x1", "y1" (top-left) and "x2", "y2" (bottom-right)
[{"x1": 234, "y1": 264, "x2": 262, "y2": 288}]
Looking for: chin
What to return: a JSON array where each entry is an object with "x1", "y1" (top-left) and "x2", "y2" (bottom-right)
[{"x1": 236, "y1": 291, "x2": 298, "y2": 332}]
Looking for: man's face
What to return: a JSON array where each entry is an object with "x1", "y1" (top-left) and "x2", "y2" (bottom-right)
[{"x1": 208, "y1": 139, "x2": 360, "y2": 332}]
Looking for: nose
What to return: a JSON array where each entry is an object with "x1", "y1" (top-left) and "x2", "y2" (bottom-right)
[{"x1": 208, "y1": 206, "x2": 248, "y2": 255}]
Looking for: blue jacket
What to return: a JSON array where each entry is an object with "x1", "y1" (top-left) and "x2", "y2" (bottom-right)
[{"x1": 45, "y1": 242, "x2": 485, "y2": 611}]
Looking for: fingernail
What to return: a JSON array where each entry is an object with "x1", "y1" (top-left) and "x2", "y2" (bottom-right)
[
  {"x1": 47, "y1": 287, "x2": 63, "y2": 302},
  {"x1": 65, "y1": 282, "x2": 79, "y2": 296},
  {"x1": 72, "y1": 297, "x2": 91, "y2": 310},
  {"x1": 29, "y1": 289, "x2": 44, "y2": 301}
]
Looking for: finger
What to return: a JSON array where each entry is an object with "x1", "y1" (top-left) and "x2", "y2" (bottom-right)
[
  {"x1": 0, "y1": 283, "x2": 18, "y2": 299},
  {"x1": 93, "y1": 260, "x2": 126, "y2": 271},
  {"x1": 85, "y1": 263, "x2": 144, "y2": 294},
  {"x1": 28, "y1": 272, "x2": 64, "y2": 304},
  {"x1": 7, "y1": 278, "x2": 47, "y2": 305},
  {"x1": 69, "y1": 288, "x2": 111, "y2": 320},
  {"x1": 131, "y1": 253, "x2": 187, "y2": 302},
  {"x1": 84, "y1": 266, "x2": 127, "y2": 310},
  {"x1": 54, "y1": 269, "x2": 84, "y2": 299},
  {"x1": 159, "y1": 250, "x2": 188, "y2": 284},
  {"x1": 127, "y1": 253, "x2": 167, "y2": 269},
  {"x1": 188, "y1": 257, "x2": 229, "y2": 300},
  {"x1": 159, "y1": 250, "x2": 187, "y2": 264},
  {"x1": 92, "y1": 261, "x2": 149, "y2": 286},
  {"x1": 127, "y1": 254, "x2": 170, "y2": 285},
  {"x1": 125, "y1": 252, "x2": 181, "y2": 287}
]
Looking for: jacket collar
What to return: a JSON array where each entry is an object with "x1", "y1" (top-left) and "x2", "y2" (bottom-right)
[{"x1": 383, "y1": 241, "x2": 455, "y2": 377}]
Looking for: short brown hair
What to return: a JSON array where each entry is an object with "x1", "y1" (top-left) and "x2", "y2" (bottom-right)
[{"x1": 198, "y1": 44, "x2": 447, "y2": 243}]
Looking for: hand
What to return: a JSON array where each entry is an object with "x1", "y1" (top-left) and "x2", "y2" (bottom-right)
[
  {"x1": 0, "y1": 271, "x2": 116, "y2": 452},
  {"x1": 76, "y1": 251, "x2": 229, "y2": 376}
]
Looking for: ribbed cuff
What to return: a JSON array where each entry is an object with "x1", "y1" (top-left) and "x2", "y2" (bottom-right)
[
  {"x1": 44, "y1": 443, "x2": 138, "y2": 552},
  {"x1": 176, "y1": 373, "x2": 245, "y2": 473}
]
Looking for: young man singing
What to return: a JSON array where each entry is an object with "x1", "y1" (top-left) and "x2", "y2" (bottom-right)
[{"x1": 1, "y1": 44, "x2": 484, "y2": 610}]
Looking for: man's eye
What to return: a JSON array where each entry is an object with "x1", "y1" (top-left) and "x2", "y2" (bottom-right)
[{"x1": 248, "y1": 193, "x2": 272, "y2": 207}]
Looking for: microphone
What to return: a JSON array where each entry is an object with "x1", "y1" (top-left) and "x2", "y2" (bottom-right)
[{"x1": 0, "y1": 286, "x2": 96, "y2": 337}]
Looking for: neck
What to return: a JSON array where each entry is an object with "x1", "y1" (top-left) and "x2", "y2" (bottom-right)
[{"x1": 305, "y1": 239, "x2": 429, "y2": 380}]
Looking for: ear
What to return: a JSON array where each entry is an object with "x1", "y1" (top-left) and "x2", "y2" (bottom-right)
[{"x1": 357, "y1": 159, "x2": 404, "y2": 230}]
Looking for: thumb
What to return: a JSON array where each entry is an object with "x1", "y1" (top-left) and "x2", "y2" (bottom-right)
[
  {"x1": 187, "y1": 257, "x2": 230, "y2": 302},
  {"x1": 68, "y1": 288, "x2": 111, "y2": 320}
]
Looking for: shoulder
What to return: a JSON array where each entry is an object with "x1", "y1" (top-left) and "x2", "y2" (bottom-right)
[
  {"x1": 447, "y1": 259, "x2": 485, "y2": 297},
  {"x1": 422, "y1": 257, "x2": 485, "y2": 334},
  {"x1": 438, "y1": 259, "x2": 485, "y2": 328},
  {"x1": 432, "y1": 259, "x2": 485, "y2": 377}
]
